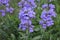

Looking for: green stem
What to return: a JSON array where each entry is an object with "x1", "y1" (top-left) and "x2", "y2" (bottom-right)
[{"x1": 25, "y1": 30, "x2": 29, "y2": 40}]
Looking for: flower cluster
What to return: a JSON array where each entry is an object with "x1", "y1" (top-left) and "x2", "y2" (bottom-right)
[
  {"x1": 0, "y1": 0, "x2": 14, "y2": 16},
  {"x1": 39, "y1": 4, "x2": 57, "y2": 29},
  {"x1": 18, "y1": 0, "x2": 36, "y2": 32}
]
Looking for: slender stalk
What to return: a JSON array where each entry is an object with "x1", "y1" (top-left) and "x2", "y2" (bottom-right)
[{"x1": 25, "y1": 30, "x2": 29, "y2": 40}]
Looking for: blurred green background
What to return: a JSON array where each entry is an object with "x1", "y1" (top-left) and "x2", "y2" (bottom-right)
[{"x1": 0, "y1": 0, "x2": 60, "y2": 40}]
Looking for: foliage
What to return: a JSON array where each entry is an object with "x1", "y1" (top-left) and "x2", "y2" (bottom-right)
[{"x1": 0, "y1": 0, "x2": 60, "y2": 40}]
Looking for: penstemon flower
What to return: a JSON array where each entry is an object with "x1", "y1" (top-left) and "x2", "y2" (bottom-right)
[
  {"x1": 0, "y1": 0, "x2": 14, "y2": 16},
  {"x1": 6, "y1": 7, "x2": 14, "y2": 13},
  {"x1": 39, "y1": 4, "x2": 57, "y2": 29},
  {"x1": 0, "y1": 10, "x2": 5, "y2": 16},
  {"x1": 18, "y1": 0, "x2": 36, "y2": 32}
]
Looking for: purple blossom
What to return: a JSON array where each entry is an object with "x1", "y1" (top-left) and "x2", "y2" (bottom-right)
[
  {"x1": 1, "y1": 0, "x2": 9, "y2": 5},
  {"x1": 39, "y1": 4, "x2": 57, "y2": 29},
  {"x1": 49, "y1": 4, "x2": 55, "y2": 9},
  {"x1": 46, "y1": 20, "x2": 54, "y2": 26},
  {"x1": 29, "y1": 27, "x2": 34, "y2": 32},
  {"x1": 18, "y1": 0, "x2": 37, "y2": 8},
  {"x1": 48, "y1": 9, "x2": 56, "y2": 17},
  {"x1": 1, "y1": 10, "x2": 5, "y2": 16},
  {"x1": 6, "y1": 7, "x2": 14, "y2": 13},
  {"x1": 42, "y1": 24, "x2": 46, "y2": 29},
  {"x1": 0, "y1": 0, "x2": 14, "y2": 16},
  {"x1": 19, "y1": 24, "x2": 27, "y2": 31},
  {"x1": 5, "y1": 3, "x2": 9, "y2": 7},
  {"x1": 18, "y1": 0, "x2": 36, "y2": 32},
  {"x1": 42, "y1": 4, "x2": 48, "y2": 9},
  {"x1": 0, "y1": 10, "x2": 5, "y2": 16}
]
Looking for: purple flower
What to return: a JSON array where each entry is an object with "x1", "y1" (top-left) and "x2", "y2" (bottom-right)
[
  {"x1": 42, "y1": 24, "x2": 46, "y2": 29},
  {"x1": 49, "y1": 4, "x2": 55, "y2": 9},
  {"x1": 6, "y1": 7, "x2": 14, "y2": 13},
  {"x1": 29, "y1": 27, "x2": 34, "y2": 32},
  {"x1": 28, "y1": 10, "x2": 36, "y2": 18},
  {"x1": 1, "y1": 0, "x2": 9, "y2": 5},
  {"x1": 46, "y1": 20, "x2": 54, "y2": 26},
  {"x1": 39, "y1": 20, "x2": 44, "y2": 25},
  {"x1": 1, "y1": 10, "x2": 5, "y2": 16},
  {"x1": 39, "y1": 4, "x2": 57, "y2": 29},
  {"x1": 0, "y1": 10, "x2": 5, "y2": 16},
  {"x1": 27, "y1": 0, "x2": 34, "y2": 2},
  {"x1": 40, "y1": 10, "x2": 48, "y2": 19},
  {"x1": 18, "y1": 0, "x2": 36, "y2": 32},
  {"x1": 0, "y1": 0, "x2": 14, "y2": 17},
  {"x1": 5, "y1": 3, "x2": 9, "y2": 7},
  {"x1": 19, "y1": 24, "x2": 27, "y2": 31},
  {"x1": 42, "y1": 4, "x2": 48, "y2": 9},
  {"x1": 48, "y1": 9, "x2": 56, "y2": 17}
]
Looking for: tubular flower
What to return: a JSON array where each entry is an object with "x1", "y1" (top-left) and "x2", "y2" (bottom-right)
[
  {"x1": 0, "y1": 10, "x2": 5, "y2": 16},
  {"x1": 18, "y1": 0, "x2": 36, "y2": 32},
  {"x1": 0, "y1": 0, "x2": 14, "y2": 16},
  {"x1": 39, "y1": 4, "x2": 56, "y2": 29}
]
